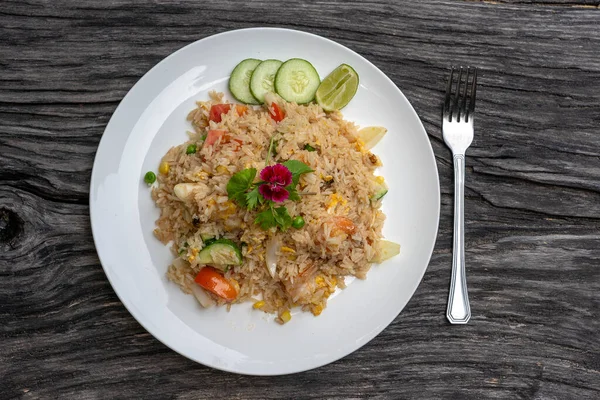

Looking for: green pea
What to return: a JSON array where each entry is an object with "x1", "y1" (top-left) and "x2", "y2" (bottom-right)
[
  {"x1": 291, "y1": 215, "x2": 305, "y2": 229},
  {"x1": 144, "y1": 171, "x2": 156, "y2": 185},
  {"x1": 186, "y1": 144, "x2": 197, "y2": 154},
  {"x1": 304, "y1": 144, "x2": 316, "y2": 152}
]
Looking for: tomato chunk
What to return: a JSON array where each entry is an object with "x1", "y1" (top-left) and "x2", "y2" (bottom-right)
[
  {"x1": 194, "y1": 267, "x2": 238, "y2": 302},
  {"x1": 209, "y1": 104, "x2": 231, "y2": 123},
  {"x1": 269, "y1": 102, "x2": 285, "y2": 122},
  {"x1": 205, "y1": 129, "x2": 227, "y2": 146},
  {"x1": 209, "y1": 104, "x2": 248, "y2": 123}
]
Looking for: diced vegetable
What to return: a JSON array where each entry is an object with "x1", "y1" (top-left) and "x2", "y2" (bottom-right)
[
  {"x1": 269, "y1": 102, "x2": 285, "y2": 122},
  {"x1": 186, "y1": 144, "x2": 197, "y2": 154},
  {"x1": 194, "y1": 267, "x2": 238, "y2": 301},
  {"x1": 190, "y1": 284, "x2": 216, "y2": 308},
  {"x1": 304, "y1": 144, "x2": 316, "y2": 152},
  {"x1": 209, "y1": 104, "x2": 248, "y2": 123},
  {"x1": 158, "y1": 161, "x2": 170, "y2": 175},
  {"x1": 253, "y1": 300, "x2": 265, "y2": 309},
  {"x1": 204, "y1": 129, "x2": 227, "y2": 146},
  {"x1": 357, "y1": 126, "x2": 387, "y2": 150},
  {"x1": 144, "y1": 171, "x2": 156, "y2": 185},
  {"x1": 274, "y1": 58, "x2": 321, "y2": 104},
  {"x1": 280, "y1": 310, "x2": 291, "y2": 324},
  {"x1": 332, "y1": 216, "x2": 356, "y2": 235},
  {"x1": 371, "y1": 240, "x2": 401, "y2": 263},
  {"x1": 250, "y1": 59, "x2": 283, "y2": 103},
  {"x1": 371, "y1": 176, "x2": 388, "y2": 201},
  {"x1": 265, "y1": 236, "x2": 280, "y2": 278},
  {"x1": 197, "y1": 238, "x2": 243, "y2": 266},
  {"x1": 292, "y1": 215, "x2": 305, "y2": 229},
  {"x1": 229, "y1": 59, "x2": 262, "y2": 104},
  {"x1": 315, "y1": 64, "x2": 359, "y2": 111}
]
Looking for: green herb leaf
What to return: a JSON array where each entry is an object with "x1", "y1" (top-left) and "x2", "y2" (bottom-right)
[
  {"x1": 226, "y1": 168, "x2": 257, "y2": 208},
  {"x1": 286, "y1": 185, "x2": 300, "y2": 201},
  {"x1": 255, "y1": 208, "x2": 277, "y2": 230},
  {"x1": 245, "y1": 186, "x2": 261, "y2": 210},
  {"x1": 282, "y1": 160, "x2": 313, "y2": 186},
  {"x1": 304, "y1": 144, "x2": 316, "y2": 152},
  {"x1": 273, "y1": 206, "x2": 293, "y2": 231}
]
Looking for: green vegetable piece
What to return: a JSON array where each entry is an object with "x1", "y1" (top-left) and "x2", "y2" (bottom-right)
[
  {"x1": 255, "y1": 206, "x2": 292, "y2": 231},
  {"x1": 250, "y1": 59, "x2": 283, "y2": 103},
  {"x1": 197, "y1": 238, "x2": 243, "y2": 266},
  {"x1": 186, "y1": 144, "x2": 197, "y2": 154},
  {"x1": 304, "y1": 144, "x2": 316, "y2": 152},
  {"x1": 229, "y1": 58, "x2": 262, "y2": 104},
  {"x1": 255, "y1": 208, "x2": 277, "y2": 230},
  {"x1": 144, "y1": 171, "x2": 156, "y2": 185},
  {"x1": 274, "y1": 58, "x2": 321, "y2": 104},
  {"x1": 226, "y1": 168, "x2": 257, "y2": 208},
  {"x1": 292, "y1": 215, "x2": 305, "y2": 229},
  {"x1": 245, "y1": 186, "x2": 261, "y2": 210},
  {"x1": 282, "y1": 160, "x2": 313, "y2": 185}
]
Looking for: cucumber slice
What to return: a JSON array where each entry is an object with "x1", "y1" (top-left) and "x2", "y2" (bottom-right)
[
  {"x1": 274, "y1": 58, "x2": 320, "y2": 104},
  {"x1": 229, "y1": 59, "x2": 261, "y2": 104},
  {"x1": 250, "y1": 59, "x2": 283, "y2": 103},
  {"x1": 197, "y1": 239, "x2": 243, "y2": 266},
  {"x1": 371, "y1": 177, "x2": 388, "y2": 201}
]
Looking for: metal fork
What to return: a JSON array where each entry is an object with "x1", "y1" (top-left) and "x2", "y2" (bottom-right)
[{"x1": 442, "y1": 66, "x2": 477, "y2": 324}]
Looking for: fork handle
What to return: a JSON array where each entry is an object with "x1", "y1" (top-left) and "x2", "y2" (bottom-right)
[{"x1": 447, "y1": 154, "x2": 471, "y2": 324}]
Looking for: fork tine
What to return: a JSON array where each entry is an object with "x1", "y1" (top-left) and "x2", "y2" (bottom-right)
[
  {"x1": 451, "y1": 67, "x2": 463, "y2": 122},
  {"x1": 444, "y1": 67, "x2": 455, "y2": 117},
  {"x1": 460, "y1": 68, "x2": 470, "y2": 122}
]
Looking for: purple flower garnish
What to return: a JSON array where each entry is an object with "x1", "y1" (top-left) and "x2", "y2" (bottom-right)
[
  {"x1": 259, "y1": 184, "x2": 289, "y2": 203},
  {"x1": 260, "y1": 164, "x2": 292, "y2": 187},
  {"x1": 258, "y1": 164, "x2": 292, "y2": 202}
]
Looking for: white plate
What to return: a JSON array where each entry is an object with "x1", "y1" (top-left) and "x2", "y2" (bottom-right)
[{"x1": 90, "y1": 28, "x2": 440, "y2": 375}]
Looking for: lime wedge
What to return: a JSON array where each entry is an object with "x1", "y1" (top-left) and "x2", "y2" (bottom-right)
[{"x1": 315, "y1": 64, "x2": 359, "y2": 111}]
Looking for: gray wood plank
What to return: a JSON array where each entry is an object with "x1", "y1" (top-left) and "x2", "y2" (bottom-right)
[{"x1": 1, "y1": 0, "x2": 599, "y2": 399}]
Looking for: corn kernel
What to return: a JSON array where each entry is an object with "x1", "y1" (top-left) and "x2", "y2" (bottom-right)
[
  {"x1": 312, "y1": 304, "x2": 324, "y2": 316},
  {"x1": 159, "y1": 161, "x2": 170, "y2": 175},
  {"x1": 375, "y1": 176, "x2": 385, "y2": 184},
  {"x1": 187, "y1": 255, "x2": 195, "y2": 262},
  {"x1": 253, "y1": 301, "x2": 265, "y2": 309},
  {"x1": 315, "y1": 275, "x2": 325, "y2": 286},
  {"x1": 280, "y1": 310, "x2": 291, "y2": 323},
  {"x1": 280, "y1": 246, "x2": 296, "y2": 254},
  {"x1": 216, "y1": 165, "x2": 228, "y2": 174}
]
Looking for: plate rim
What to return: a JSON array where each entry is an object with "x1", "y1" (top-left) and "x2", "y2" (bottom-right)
[{"x1": 89, "y1": 26, "x2": 440, "y2": 375}]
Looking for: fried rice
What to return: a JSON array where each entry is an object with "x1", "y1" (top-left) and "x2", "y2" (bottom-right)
[{"x1": 152, "y1": 91, "x2": 387, "y2": 323}]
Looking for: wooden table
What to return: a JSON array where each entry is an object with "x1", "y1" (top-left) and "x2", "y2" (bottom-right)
[{"x1": 2, "y1": 1, "x2": 599, "y2": 398}]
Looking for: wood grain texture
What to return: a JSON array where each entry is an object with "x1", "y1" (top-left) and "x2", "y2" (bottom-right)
[{"x1": 1, "y1": 0, "x2": 599, "y2": 399}]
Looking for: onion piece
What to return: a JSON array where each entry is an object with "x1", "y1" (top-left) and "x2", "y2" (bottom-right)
[
  {"x1": 265, "y1": 236, "x2": 280, "y2": 278},
  {"x1": 190, "y1": 283, "x2": 216, "y2": 308},
  {"x1": 263, "y1": 92, "x2": 280, "y2": 108}
]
